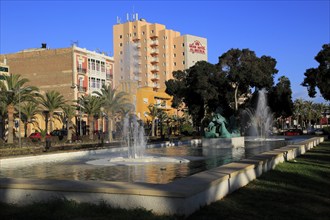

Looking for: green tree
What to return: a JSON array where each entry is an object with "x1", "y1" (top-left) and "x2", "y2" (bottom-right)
[
  {"x1": 302, "y1": 44, "x2": 330, "y2": 100},
  {"x1": 166, "y1": 61, "x2": 228, "y2": 130},
  {"x1": 61, "y1": 104, "x2": 76, "y2": 142},
  {"x1": 93, "y1": 85, "x2": 130, "y2": 142},
  {"x1": 39, "y1": 90, "x2": 66, "y2": 134},
  {"x1": 0, "y1": 74, "x2": 38, "y2": 144},
  {"x1": 78, "y1": 95, "x2": 103, "y2": 140},
  {"x1": 217, "y1": 48, "x2": 278, "y2": 112},
  {"x1": 268, "y1": 76, "x2": 294, "y2": 119},
  {"x1": 20, "y1": 101, "x2": 40, "y2": 137},
  {"x1": 146, "y1": 104, "x2": 161, "y2": 137},
  {"x1": 293, "y1": 98, "x2": 305, "y2": 128}
]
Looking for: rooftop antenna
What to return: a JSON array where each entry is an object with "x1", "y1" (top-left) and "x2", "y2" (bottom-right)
[{"x1": 71, "y1": 40, "x2": 79, "y2": 47}]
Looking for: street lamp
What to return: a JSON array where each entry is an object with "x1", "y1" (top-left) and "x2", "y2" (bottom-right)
[{"x1": 8, "y1": 87, "x2": 31, "y2": 147}]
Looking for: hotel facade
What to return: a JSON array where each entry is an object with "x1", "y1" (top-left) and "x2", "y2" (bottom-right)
[{"x1": 113, "y1": 16, "x2": 208, "y2": 120}]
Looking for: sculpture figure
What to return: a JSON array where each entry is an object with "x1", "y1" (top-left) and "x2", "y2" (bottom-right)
[{"x1": 205, "y1": 112, "x2": 240, "y2": 138}]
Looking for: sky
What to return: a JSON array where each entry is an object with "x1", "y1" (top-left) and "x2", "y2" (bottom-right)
[{"x1": 1, "y1": 0, "x2": 329, "y2": 103}]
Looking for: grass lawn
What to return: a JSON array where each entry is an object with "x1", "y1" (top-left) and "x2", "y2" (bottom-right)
[{"x1": 1, "y1": 140, "x2": 329, "y2": 220}]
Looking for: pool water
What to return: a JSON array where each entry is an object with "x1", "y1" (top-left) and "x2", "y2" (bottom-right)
[{"x1": 0, "y1": 139, "x2": 296, "y2": 184}]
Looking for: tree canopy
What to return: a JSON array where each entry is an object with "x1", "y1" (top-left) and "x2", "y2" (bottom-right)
[
  {"x1": 302, "y1": 43, "x2": 330, "y2": 101},
  {"x1": 165, "y1": 48, "x2": 279, "y2": 130},
  {"x1": 268, "y1": 76, "x2": 294, "y2": 118}
]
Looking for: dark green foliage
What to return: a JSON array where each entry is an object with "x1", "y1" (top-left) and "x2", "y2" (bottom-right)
[
  {"x1": 302, "y1": 43, "x2": 330, "y2": 100},
  {"x1": 268, "y1": 76, "x2": 294, "y2": 118}
]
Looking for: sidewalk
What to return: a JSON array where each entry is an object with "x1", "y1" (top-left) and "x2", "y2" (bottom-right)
[{"x1": 187, "y1": 140, "x2": 330, "y2": 220}]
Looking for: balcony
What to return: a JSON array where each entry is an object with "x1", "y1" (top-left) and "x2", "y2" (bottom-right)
[
  {"x1": 133, "y1": 51, "x2": 142, "y2": 58},
  {"x1": 135, "y1": 43, "x2": 141, "y2": 48},
  {"x1": 132, "y1": 37, "x2": 140, "y2": 42},
  {"x1": 150, "y1": 34, "x2": 158, "y2": 39},
  {"x1": 150, "y1": 49, "x2": 159, "y2": 55},
  {"x1": 77, "y1": 68, "x2": 87, "y2": 74},
  {"x1": 153, "y1": 83, "x2": 160, "y2": 89},
  {"x1": 151, "y1": 74, "x2": 160, "y2": 81},
  {"x1": 150, "y1": 57, "x2": 159, "y2": 64},
  {"x1": 151, "y1": 66, "x2": 159, "y2": 72},
  {"x1": 150, "y1": 40, "x2": 159, "y2": 47}
]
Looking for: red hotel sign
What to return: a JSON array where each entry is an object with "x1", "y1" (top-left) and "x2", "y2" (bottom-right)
[{"x1": 189, "y1": 40, "x2": 206, "y2": 54}]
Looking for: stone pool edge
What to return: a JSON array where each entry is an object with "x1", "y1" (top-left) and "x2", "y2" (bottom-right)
[{"x1": 0, "y1": 137, "x2": 326, "y2": 217}]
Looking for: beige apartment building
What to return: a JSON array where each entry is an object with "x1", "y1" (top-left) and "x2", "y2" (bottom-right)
[
  {"x1": 113, "y1": 16, "x2": 208, "y2": 120},
  {"x1": 0, "y1": 44, "x2": 114, "y2": 134}
]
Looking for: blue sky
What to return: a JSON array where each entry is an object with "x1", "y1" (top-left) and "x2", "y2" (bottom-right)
[{"x1": 1, "y1": 0, "x2": 329, "y2": 103}]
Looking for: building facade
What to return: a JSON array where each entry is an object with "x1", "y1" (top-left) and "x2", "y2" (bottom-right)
[
  {"x1": 0, "y1": 44, "x2": 114, "y2": 134},
  {"x1": 113, "y1": 17, "x2": 208, "y2": 120}
]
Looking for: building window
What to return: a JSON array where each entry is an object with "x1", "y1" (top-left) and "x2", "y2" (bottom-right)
[
  {"x1": 142, "y1": 31, "x2": 145, "y2": 35},
  {"x1": 182, "y1": 61, "x2": 185, "y2": 65},
  {"x1": 96, "y1": 78, "x2": 101, "y2": 88},
  {"x1": 120, "y1": 43, "x2": 122, "y2": 47},
  {"x1": 183, "y1": 52, "x2": 185, "y2": 56},
  {"x1": 101, "y1": 79, "x2": 105, "y2": 86},
  {"x1": 134, "y1": 32, "x2": 137, "y2": 36},
  {"x1": 182, "y1": 43, "x2": 185, "y2": 47},
  {"x1": 174, "y1": 62, "x2": 176, "y2": 66},
  {"x1": 91, "y1": 59, "x2": 95, "y2": 71},
  {"x1": 120, "y1": 35, "x2": 122, "y2": 39},
  {"x1": 174, "y1": 53, "x2": 176, "y2": 57},
  {"x1": 151, "y1": 30, "x2": 154, "y2": 33},
  {"x1": 164, "y1": 71, "x2": 166, "y2": 75},
  {"x1": 163, "y1": 53, "x2": 165, "y2": 57},
  {"x1": 174, "y1": 45, "x2": 176, "y2": 48},
  {"x1": 91, "y1": 77, "x2": 96, "y2": 88},
  {"x1": 120, "y1": 51, "x2": 122, "y2": 55},
  {"x1": 133, "y1": 25, "x2": 136, "y2": 29},
  {"x1": 101, "y1": 62, "x2": 105, "y2": 72},
  {"x1": 96, "y1": 61, "x2": 100, "y2": 71}
]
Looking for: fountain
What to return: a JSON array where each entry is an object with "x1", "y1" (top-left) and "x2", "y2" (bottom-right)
[{"x1": 244, "y1": 88, "x2": 273, "y2": 139}]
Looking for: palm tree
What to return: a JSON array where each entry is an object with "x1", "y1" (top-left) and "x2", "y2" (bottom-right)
[
  {"x1": 61, "y1": 104, "x2": 76, "y2": 142},
  {"x1": 20, "y1": 101, "x2": 40, "y2": 137},
  {"x1": 146, "y1": 104, "x2": 161, "y2": 137},
  {"x1": 93, "y1": 85, "x2": 130, "y2": 142},
  {"x1": 293, "y1": 98, "x2": 305, "y2": 128},
  {"x1": 39, "y1": 90, "x2": 66, "y2": 134},
  {"x1": 78, "y1": 95, "x2": 102, "y2": 140},
  {"x1": 0, "y1": 74, "x2": 38, "y2": 144}
]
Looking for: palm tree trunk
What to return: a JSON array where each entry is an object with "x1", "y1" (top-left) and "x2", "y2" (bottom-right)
[
  {"x1": 151, "y1": 118, "x2": 155, "y2": 137},
  {"x1": 107, "y1": 114, "x2": 113, "y2": 142},
  {"x1": 88, "y1": 115, "x2": 94, "y2": 140},
  {"x1": 67, "y1": 121, "x2": 73, "y2": 142},
  {"x1": 49, "y1": 112, "x2": 53, "y2": 133},
  {"x1": 7, "y1": 104, "x2": 14, "y2": 144}
]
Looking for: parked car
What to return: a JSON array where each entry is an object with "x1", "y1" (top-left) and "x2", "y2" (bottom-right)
[
  {"x1": 29, "y1": 132, "x2": 51, "y2": 141},
  {"x1": 284, "y1": 129, "x2": 303, "y2": 136},
  {"x1": 50, "y1": 129, "x2": 68, "y2": 140},
  {"x1": 314, "y1": 129, "x2": 324, "y2": 135}
]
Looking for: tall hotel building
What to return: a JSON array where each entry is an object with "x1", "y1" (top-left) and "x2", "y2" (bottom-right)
[{"x1": 113, "y1": 16, "x2": 208, "y2": 120}]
